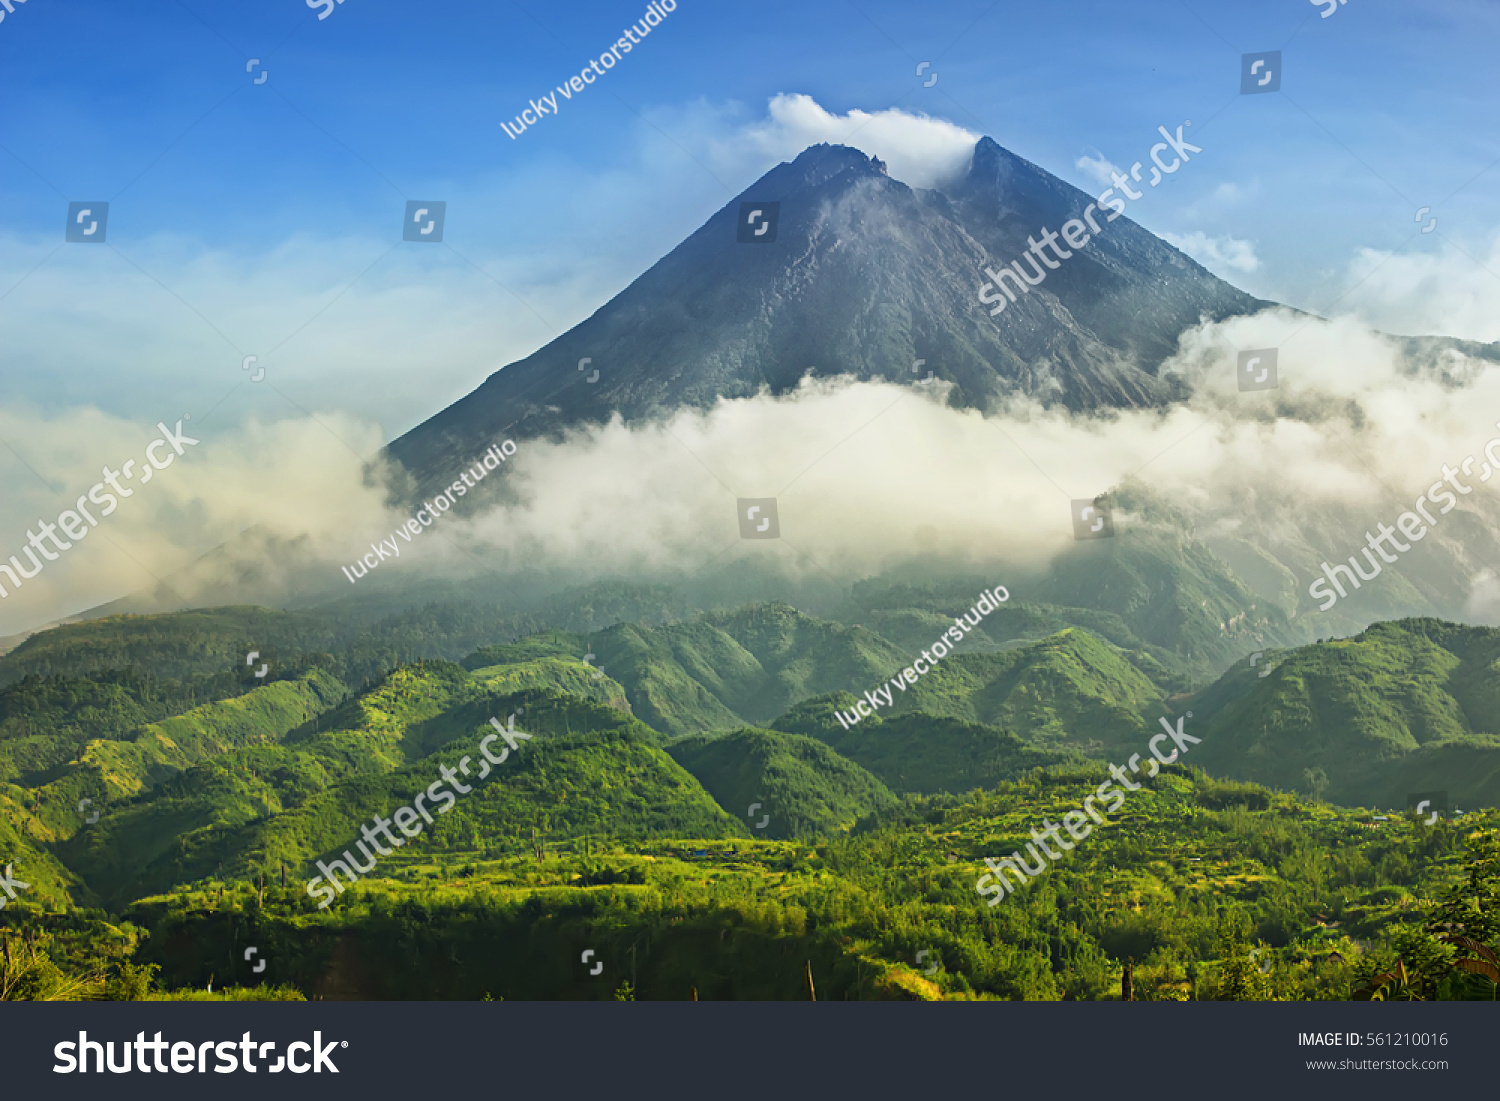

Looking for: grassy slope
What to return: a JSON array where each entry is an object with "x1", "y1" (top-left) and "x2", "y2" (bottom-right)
[
  {"x1": 217, "y1": 692, "x2": 742, "y2": 889},
  {"x1": 69, "y1": 685, "x2": 740, "y2": 904},
  {"x1": 585, "y1": 603, "x2": 911, "y2": 737},
  {"x1": 774, "y1": 694, "x2": 1065, "y2": 795},
  {"x1": 90, "y1": 669, "x2": 346, "y2": 796},
  {"x1": 882, "y1": 628, "x2": 1169, "y2": 756},
  {"x1": 0, "y1": 607, "x2": 336, "y2": 687},
  {"x1": 467, "y1": 656, "x2": 633, "y2": 714},
  {"x1": 56, "y1": 662, "x2": 484, "y2": 901},
  {"x1": 666, "y1": 728, "x2": 898, "y2": 839},
  {"x1": 9, "y1": 670, "x2": 346, "y2": 853},
  {"x1": 1191, "y1": 618, "x2": 1500, "y2": 807},
  {"x1": 1026, "y1": 485, "x2": 1304, "y2": 676},
  {"x1": 115, "y1": 770, "x2": 1493, "y2": 1001},
  {"x1": 0, "y1": 789, "x2": 90, "y2": 908}
]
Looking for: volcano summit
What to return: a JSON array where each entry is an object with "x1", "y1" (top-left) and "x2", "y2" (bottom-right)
[{"x1": 386, "y1": 137, "x2": 1270, "y2": 494}]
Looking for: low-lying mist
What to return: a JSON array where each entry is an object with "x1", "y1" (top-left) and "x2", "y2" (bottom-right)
[{"x1": 5, "y1": 308, "x2": 1500, "y2": 639}]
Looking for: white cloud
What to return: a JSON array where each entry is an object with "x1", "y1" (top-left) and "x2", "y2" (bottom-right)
[
  {"x1": 1073, "y1": 151, "x2": 1121, "y2": 190},
  {"x1": 1180, "y1": 180, "x2": 1258, "y2": 221},
  {"x1": 11, "y1": 308, "x2": 1500, "y2": 635},
  {"x1": 1163, "y1": 230, "x2": 1261, "y2": 274},
  {"x1": 695, "y1": 93, "x2": 980, "y2": 192},
  {"x1": 1338, "y1": 232, "x2": 1500, "y2": 341},
  {"x1": 0, "y1": 406, "x2": 391, "y2": 634},
  {"x1": 0, "y1": 227, "x2": 602, "y2": 445},
  {"x1": 10, "y1": 93, "x2": 1500, "y2": 637},
  {"x1": 316, "y1": 315, "x2": 1500, "y2": 631}
]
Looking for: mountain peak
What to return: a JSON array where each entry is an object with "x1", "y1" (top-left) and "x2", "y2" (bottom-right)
[
  {"x1": 388, "y1": 137, "x2": 1267, "y2": 490},
  {"x1": 779, "y1": 143, "x2": 890, "y2": 189}
]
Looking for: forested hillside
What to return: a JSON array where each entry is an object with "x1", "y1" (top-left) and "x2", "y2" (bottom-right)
[{"x1": 4, "y1": 599, "x2": 1500, "y2": 1002}]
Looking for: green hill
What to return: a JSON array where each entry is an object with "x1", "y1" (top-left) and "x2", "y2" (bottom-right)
[
  {"x1": 7, "y1": 598, "x2": 1500, "y2": 1003},
  {"x1": 870, "y1": 628, "x2": 1170, "y2": 757},
  {"x1": 843, "y1": 578, "x2": 1183, "y2": 674},
  {"x1": 666, "y1": 727, "x2": 897, "y2": 839},
  {"x1": 774, "y1": 695, "x2": 1064, "y2": 795},
  {"x1": 467, "y1": 655, "x2": 634, "y2": 715},
  {"x1": 461, "y1": 630, "x2": 589, "y2": 670},
  {"x1": 1027, "y1": 485, "x2": 1304, "y2": 675},
  {"x1": 1190, "y1": 618, "x2": 1500, "y2": 808},
  {"x1": 0, "y1": 607, "x2": 338, "y2": 687},
  {"x1": 65, "y1": 684, "x2": 736, "y2": 904},
  {"x1": 99, "y1": 772, "x2": 1500, "y2": 1003},
  {"x1": 0, "y1": 789, "x2": 91, "y2": 908},
  {"x1": 0, "y1": 662, "x2": 306, "y2": 801},
  {"x1": 584, "y1": 602, "x2": 910, "y2": 737},
  {"x1": 54, "y1": 660, "x2": 489, "y2": 901},
  {"x1": 228, "y1": 689, "x2": 738, "y2": 889},
  {"x1": 82, "y1": 669, "x2": 344, "y2": 798},
  {"x1": 4, "y1": 669, "x2": 346, "y2": 847},
  {"x1": 0, "y1": 581, "x2": 692, "y2": 693}
]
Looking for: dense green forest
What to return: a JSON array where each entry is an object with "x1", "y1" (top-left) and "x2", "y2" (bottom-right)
[{"x1": 3, "y1": 584, "x2": 1500, "y2": 1000}]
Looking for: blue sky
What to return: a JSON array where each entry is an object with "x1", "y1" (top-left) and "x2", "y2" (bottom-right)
[
  {"x1": 4, "y1": 0, "x2": 1500, "y2": 433},
  {"x1": 4, "y1": 0, "x2": 1500, "y2": 633}
]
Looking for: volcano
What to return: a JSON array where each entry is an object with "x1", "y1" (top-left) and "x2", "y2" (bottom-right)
[{"x1": 386, "y1": 138, "x2": 1270, "y2": 492}]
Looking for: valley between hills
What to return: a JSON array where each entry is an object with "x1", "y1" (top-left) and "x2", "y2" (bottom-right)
[{"x1": 3, "y1": 582, "x2": 1498, "y2": 1001}]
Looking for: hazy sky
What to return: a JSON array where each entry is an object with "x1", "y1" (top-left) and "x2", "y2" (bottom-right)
[
  {"x1": 3, "y1": 0, "x2": 1500, "y2": 633},
  {"x1": 5, "y1": 0, "x2": 1500, "y2": 427}
]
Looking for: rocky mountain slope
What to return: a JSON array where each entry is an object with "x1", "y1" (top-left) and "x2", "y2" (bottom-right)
[{"x1": 386, "y1": 140, "x2": 1270, "y2": 492}]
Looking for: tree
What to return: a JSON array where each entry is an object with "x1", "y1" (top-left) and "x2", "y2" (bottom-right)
[
  {"x1": 1, "y1": 930, "x2": 102, "y2": 1001},
  {"x1": 1214, "y1": 923, "x2": 1275, "y2": 1001},
  {"x1": 1358, "y1": 830, "x2": 1500, "y2": 1000},
  {"x1": 105, "y1": 961, "x2": 160, "y2": 1001}
]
